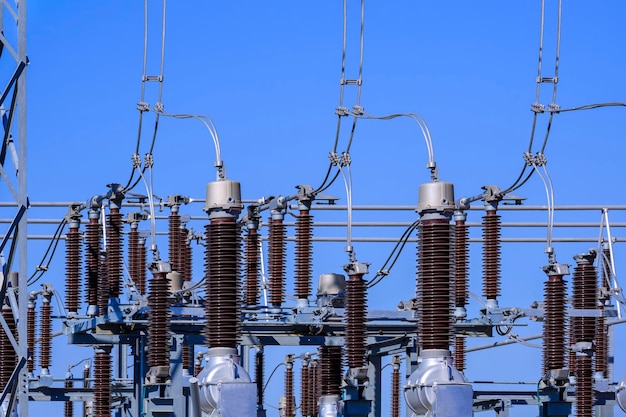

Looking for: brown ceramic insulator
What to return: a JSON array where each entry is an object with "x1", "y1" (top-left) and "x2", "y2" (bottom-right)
[
  {"x1": 455, "y1": 220, "x2": 469, "y2": 307},
  {"x1": 64, "y1": 379, "x2": 74, "y2": 417},
  {"x1": 138, "y1": 238, "x2": 147, "y2": 295},
  {"x1": 148, "y1": 271, "x2": 171, "y2": 369},
  {"x1": 320, "y1": 346, "x2": 342, "y2": 396},
  {"x1": 576, "y1": 355, "x2": 593, "y2": 417},
  {"x1": 346, "y1": 273, "x2": 367, "y2": 369},
  {"x1": 255, "y1": 349, "x2": 265, "y2": 406},
  {"x1": 391, "y1": 366, "x2": 400, "y2": 417},
  {"x1": 40, "y1": 302, "x2": 52, "y2": 369},
  {"x1": 568, "y1": 324, "x2": 576, "y2": 374},
  {"x1": 245, "y1": 228, "x2": 260, "y2": 306},
  {"x1": 168, "y1": 213, "x2": 181, "y2": 272},
  {"x1": 0, "y1": 307, "x2": 17, "y2": 391},
  {"x1": 97, "y1": 252, "x2": 109, "y2": 314},
  {"x1": 93, "y1": 350, "x2": 111, "y2": 417},
  {"x1": 106, "y1": 210, "x2": 123, "y2": 297},
  {"x1": 204, "y1": 218, "x2": 241, "y2": 348},
  {"x1": 300, "y1": 362, "x2": 309, "y2": 416},
  {"x1": 194, "y1": 361, "x2": 203, "y2": 378},
  {"x1": 542, "y1": 274, "x2": 567, "y2": 374},
  {"x1": 596, "y1": 312, "x2": 607, "y2": 378},
  {"x1": 285, "y1": 365, "x2": 295, "y2": 417},
  {"x1": 65, "y1": 225, "x2": 82, "y2": 313},
  {"x1": 454, "y1": 336, "x2": 466, "y2": 372},
  {"x1": 128, "y1": 228, "x2": 139, "y2": 293},
  {"x1": 417, "y1": 220, "x2": 454, "y2": 351},
  {"x1": 183, "y1": 345, "x2": 192, "y2": 373},
  {"x1": 310, "y1": 361, "x2": 320, "y2": 415},
  {"x1": 572, "y1": 262, "x2": 597, "y2": 344},
  {"x1": 85, "y1": 218, "x2": 101, "y2": 307},
  {"x1": 294, "y1": 211, "x2": 313, "y2": 300},
  {"x1": 268, "y1": 218, "x2": 286, "y2": 307},
  {"x1": 482, "y1": 212, "x2": 501, "y2": 301},
  {"x1": 181, "y1": 228, "x2": 193, "y2": 282},
  {"x1": 27, "y1": 306, "x2": 35, "y2": 372}
]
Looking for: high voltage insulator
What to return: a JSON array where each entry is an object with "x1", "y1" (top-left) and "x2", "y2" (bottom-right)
[
  {"x1": 345, "y1": 268, "x2": 368, "y2": 369},
  {"x1": 310, "y1": 360, "x2": 320, "y2": 416},
  {"x1": 65, "y1": 219, "x2": 82, "y2": 314},
  {"x1": 64, "y1": 377, "x2": 73, "y2": 417},
  {"x1": 128, "y1": 225, "x2": 142, "y2": 294},
  {"x1": 294, "y1": 210, "x2": 313, "y2": 300},
  {"x1": 27, "y1": 299, "x2": 36, "y2": 373},
  {"x1": 181, "y1": 226, "x2": 193, "y2": 283},
  {"x1": 482, "y1": 210, "x2": 501, "y2": 301},
  {"x1": 40, "y1": 294, "x2": 52, "y2": 371},
  {"x1": 320, "y1": 346, "x2": 342, "y2": 396},
  {"x1": 268, "y1": 216, "x2": 286, "y2": 307},
  {"x1": 0, "y1": 306, "x2": 17, "y2": 392},
  {"x1": 391, "y1": 356, "x2": 401, "y2": 417},
  {"x1": 83, "y1": 363, "x2": 91, "y2": 417},
  {"x1": 255, "y1": 348, "x2": 265, "y2": 409},
  {"x1": 168, "y1": 211, "x2": 181, "y2": 273},
  {"x1": 572, "y1": 251, "x2": 598, "y2": 417},
  {"x1": 93, "y1": 346, "x2": 112, "y2": 417},
  {"x1": 106, "y1": 209, "x2": 123, "y2": 298},
  {"x1": 204, "y1": 218, "x2": 241, "y2": 348},
  {"x1": 85, "y1": 210, "x2": 101, "y2": 312},
  {"x1": 245, "y1": 227, "x2": 260, "y2": 306},
  {"x1": 147, "y1": 263, "x2": 171, "y2": 377},
  {"x1": 454, "y1": 212, "x2": 469, "y2": 371},
  {"x1": 300, "y1": 358, "x2": 309, "y2": 416},
  {"x1": 97, "y1": 252, "x2": 109, "y2": 314},
  {"x1": 284, "y1": 356, "x2": 295, "y2": 417},
  {"x1": 417, "y1": 219, "x2": 454, "y2": 351},
  {"x1": 596, "y1": 245, "x2": 612, "y2": 378},
  {"x1": 542, "y1": 263, "x2": 568, "y2": 375}
]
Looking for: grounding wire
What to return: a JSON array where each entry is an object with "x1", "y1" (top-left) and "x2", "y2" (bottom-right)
[{"x1": 27, "y1": 218, "x2": 67, "y2": 286}]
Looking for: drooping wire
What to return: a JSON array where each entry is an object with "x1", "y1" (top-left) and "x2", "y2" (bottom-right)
[
  {"x1": 27, "y1": 218, "x2": 68, "y2": 286},
  {"x1": 261, "y1": 362, "x2": 286, "y2": 396},
  {"x1": 368, "y1": 220, "x2": 420, "y2": 289},
  {"x1": 529, "y1": 156, "x2": 554, "y2": 254},
  {"x1": 337, "y1": 159, "x2": 354, "y2": 258},
  {"x1": 124, "y1": 0, "x2": 168, "y2": 192}
]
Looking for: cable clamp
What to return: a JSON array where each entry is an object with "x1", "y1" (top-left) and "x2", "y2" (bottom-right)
[
  {"x1": 335, "y1": 106, "x2": 349, "y2": 117},
  {"x1": 131, "y1": 154, "x2": 142, "y2": 168},
  {"x1": 340, "y1": 152, "x2": 352, "y2": 167},
  {"x1": 329, "y1": 151, "x2": 341, "y2": 166},
  {"x1": 530, "y1": 103, "x2": 545, "y2": 114},
  {"x1": 548, "y1": 103, "x2": 561, "y2": 114},
  {"x1": 523, "y1": 151, "x2": 535, "y2": 166},
  {"x1": 137, "y1": 102, "x2": 150, "y2": 112},
  {"x1": 344, "y1": 79, "x2": 361, "y2": 86},
  {"x1": 535, "y1": 152, "x2": 547, "y2": 166},
  {"x1": 144, "y1": 153, "x2": 154, "y2": 168},
  {"x1": 352, "y1": 105, "x2": 364, "y2": 116},
  {"x1": 154, "y1": 102, "x2": 164, "y2": 113}
]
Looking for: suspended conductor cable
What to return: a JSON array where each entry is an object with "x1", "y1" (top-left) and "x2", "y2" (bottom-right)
[
  {"x1": 27, "y1": 218, "x2": 68, "y2": 286},
  {"x1": 338, "y1": 158, "x2": 354, "y2": 258},
  {"x1": 138, "y1": 162, "x2": 158, "y2": 257},
  {"x1": 530, "y1": 157, "x2": 554, "y2": 253},
  {"x1": 368, "y1": 219, "x2": 420, "y2": 289},
  {"x1": 261, "y1": 362, "x2": 286, "y2": 396},
  {"x1": 154, "y1": 111, "x2": 224, "y2": 175}
]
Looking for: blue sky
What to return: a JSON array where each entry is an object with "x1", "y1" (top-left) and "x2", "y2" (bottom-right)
[{"x1": 16, "y1": 1, "x2": 626, "y2": 416}]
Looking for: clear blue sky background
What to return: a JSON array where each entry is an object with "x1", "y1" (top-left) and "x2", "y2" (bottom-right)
[{"x1": 16, "y1": 1, "x2": 626, "y2": 416}]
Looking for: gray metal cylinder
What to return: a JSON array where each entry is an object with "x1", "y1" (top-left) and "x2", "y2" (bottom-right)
[
  {"x1": 318, "y1": 394, "x2": 341, "y2": 417},
  {"x1": 617, "y1": 374, "x2": 626, "y2": 413},
  {"x1": 417, "y1": 181, "x2": 455, "y2": 214},
  {"x1": 204, "y1": 179, "x2": 243, "y2": 213}
]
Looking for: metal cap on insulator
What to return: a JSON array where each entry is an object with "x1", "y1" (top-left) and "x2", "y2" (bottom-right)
[
  {"x1": 203, "y1": 179, "x2": 243, "y2": 217},
  {"x1": 574, "y1": 250, "x2": 597, "y2": 265},
  {"x1": 317, "y1": 273, "x2": 346, "y2": 296},
  {"x1": 542, "y1": 262, "x2": 570, "y2": 276},
  {"x1": 417, "y1": 181, "x2": 455, "y2": 216}
]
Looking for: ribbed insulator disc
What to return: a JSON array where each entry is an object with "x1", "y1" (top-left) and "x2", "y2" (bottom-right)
[
  {"x1": 320, "y1": 346, "x2": 342, "y2": 396},
  {"x1": 168, "y1": 213, "x2": 181, "y2": 273},
  {"x1": 294, "y1": 211, "x2": 313, "y2": 300},
  {"x1": 181, "y1": 228, "x2": 193, "y2": 282},
  {"x1": 106, "y1": 210, "x2": 123, "y2": 297},
  {"x1": 204, "y1": 218, "x2": 241, "y2": 348},
  {"x1": 284, "y1": 366, "x2": 294, "y2": 417},
  {"x1": 27, "y1": 307, "x2": 35, "y2": 372},
  {"x1": 417, "y1": 220, "x2": 454, "y2": 351},
  {"x1": 543, "y1": 275, "x2": 567, "y2": 374},
  {"x1": 85, "y1": 218, "x2": 101, "y2": 307},
  {"x1": 97, "y1": 252, "x2": 109, "y2": 314},
  {"x1": 93, "y1": 351, "x2": 111, "y2": 417},
  {"x1": 256, "y1": 349, "x2": 265, "y2": 406},
  {"x1": 576, "y1": 355, "x2": 593, "y2": 417},
  {"x1": 346, "y1": 274, "x2": 367, "y2": 369},
  {"x1": 64, "y1": 379, "x2": 74, "y2": 417},
  {"x1": 40, "y1": 303, "x2": 52, "y2": 369},
  {"x1": 65, "y1": 226, "x2": 82, "y2": 313},
  {"x1": 245, "y1": 228, "x2": 260, "y2": 306},
  {"x1": 268, "y1": 218, "x2": 286, "y2": 306},
  {"x1": 148, "y1": 271, "x2": 171, "y2": 369},
  {"x1": 596, "y1": 312, "x2": 608, "y2": 378},
  {"x1": 0, "y1": 307, "x2": 17, "y2": 391},
  {"x1": 482, "y1": 212, "x2": 501, "y2": 300},
  {"x1": 300, "y1": 362, "x2": 309, "y2": 416},
  {"x1": 391, "y1": 367, "x2": 400, "y2": 417},
  {"x1": 455, "y1": 221, "x2": 469, "y2": 306},
  {"x1": 572, "y1": 262, "x2": 597, "y2": 344},
  {"x1": 454, "y1": 336, "x2": 466, "y2": 371}
]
